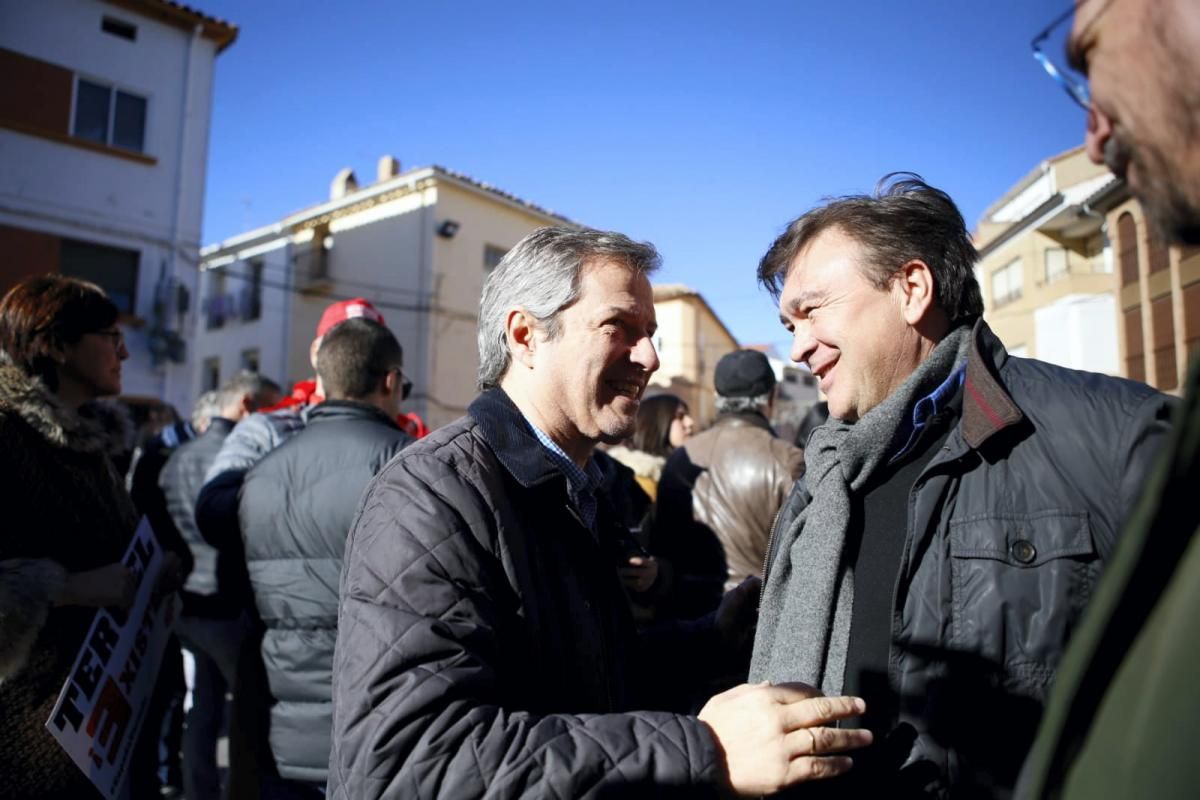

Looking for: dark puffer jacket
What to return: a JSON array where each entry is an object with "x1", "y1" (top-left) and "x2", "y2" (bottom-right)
[
  {"x1": 239, "y1": 400, "x2": 412, "y2": 783},
  {"x1": 657, "y1": 411, "x2": 804, "y2": 612},
  {"x1": 159, "y1": 417, "x2": 250, "y2": 617},
  {"x1": 328, "y1": 388, "x2": 725, "y2": 799},
  {"x1": 761, "y1": 320, "x2": 1174, "y2": 797},
  {"x1": 0, "y1": 360, "x2": 137, "y2": 800}
]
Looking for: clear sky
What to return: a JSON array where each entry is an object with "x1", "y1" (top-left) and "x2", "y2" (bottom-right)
[{"x1": 197, "y1": 0, "x2": 1087, "y2": 356}]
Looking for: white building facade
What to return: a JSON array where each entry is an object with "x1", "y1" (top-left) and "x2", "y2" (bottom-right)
[
  {"x1": 195, "y1": 161, "x2": 572, "y2": 430},
  {"x1": 0, "y1": 0, "x2": 236, "y2": 411}
]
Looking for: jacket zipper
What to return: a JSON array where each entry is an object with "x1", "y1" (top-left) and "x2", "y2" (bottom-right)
[{"x1": 759, "y1": 503, "x2": 787, "y2": 606}]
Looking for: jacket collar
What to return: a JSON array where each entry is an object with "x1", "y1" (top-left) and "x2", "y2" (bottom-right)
[
  {"x1": 0, "y1": 359, "x2": 122, "y2": 454},
  {"x1": 469, "y1": 387, "x2": 567, "y2": 488},
  {"x1": 715, "y1": 409, "x2": 776, "y2": 435},
  {"x1": 960, "y1": 317, "x2": 1025, "y2": 450},
  {"x1": 205, "y1": 416, "x2": 236, "y2": 437},
  {"x1": 307, "y1": 398, "x2": 401, "y2": 429}
]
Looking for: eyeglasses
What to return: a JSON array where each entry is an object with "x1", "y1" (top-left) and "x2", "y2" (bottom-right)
[
  {"x1": 399, "y1": 369, "x2": 412, "y2": 401},
  {"x1": 1032, "y1": 5, "x2": 1090, "y2": 110},
  {"x1": 91, "y1": 328, "x2": 125, "y2": 348}
]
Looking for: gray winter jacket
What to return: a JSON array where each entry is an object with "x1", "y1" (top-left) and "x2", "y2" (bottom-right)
[
  {"x1": 328, "y1": 388, "x2": 725, "y2": 799},
  {"x1": 239, "y1": 400, "x2": 412, "y2": 783},
  {"x1": 761, "y1": 320, "x2": 1174, "y2": 796}
]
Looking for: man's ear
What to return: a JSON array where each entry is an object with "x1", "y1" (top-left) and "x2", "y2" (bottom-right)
[
  {"x1": 382, "y1": 368, "x2": 400, "y2": 397},
  {"x1": 239, "y1": 393, "x2": 254, "y2": 414},
  {"x1": 505, "y1": 308, "x2": 538, "y2": 369},
  {"x1": 894, "y1": 259, "x2": 938, "y2": 326}
]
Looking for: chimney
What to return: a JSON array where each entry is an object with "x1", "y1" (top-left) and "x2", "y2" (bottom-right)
[
  {"x1": 377, "y1": 155, "x2": 401, "y2": 183},
  {"x1": 330, "y1": 167, "x2": 358, "y2": 200}
]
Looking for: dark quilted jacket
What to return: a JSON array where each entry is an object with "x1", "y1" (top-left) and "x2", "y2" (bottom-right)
[
  {"x1": 240, "y1": 400, "x2": 413, "y2": 783},
  {"x1": 762, "y1": 320, "x2": 1174, "y2": 797},
  {"x1": 328, "y1": 388, "x2": 725, "y2": 799}
]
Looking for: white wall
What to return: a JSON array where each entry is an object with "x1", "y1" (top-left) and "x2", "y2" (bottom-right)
[
  {"x1": 0, "y1": 0, "x2": 221, "y2": 412},
  {"x1": 1034, "y1": 293, "x2": 1119, "y2": 375}
]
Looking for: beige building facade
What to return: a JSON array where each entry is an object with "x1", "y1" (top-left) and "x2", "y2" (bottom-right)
[
  {"x1": 975, "y1": 147, "x2": 1119, "y2": 373},
  {"x1": 650, "y1": 284, "x2": 739, "y2": 428},
  {"x1": 1094, "y1": 184, "x2": 1200, "y2": 393}
]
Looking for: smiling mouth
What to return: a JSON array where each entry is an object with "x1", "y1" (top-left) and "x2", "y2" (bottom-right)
[
  {"x1": 810, "y1": 358, "x2": 837, "y2": 390},
  {"x1": 606, "y1": 379, "x2": 644, "y2": 400}
]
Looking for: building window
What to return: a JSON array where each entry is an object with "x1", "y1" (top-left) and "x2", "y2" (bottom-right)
[
  {"x1": 240, "y1": 349, "x2": 260, "y2": 373},
  {"x1": 202, "y1": 357, "x2": 220, "y2": 391},
  {"x1": 72, "y1": 78, "x2": 147, "y2": 153},
  {"x1": 1044, "y1": 248, "x2": 1069, "y2": 283},
  {"x1": 59, "y1": 238, "x2": 139, "y2": 314},
  {"x1": 991, "y1": 258, "x2": 1023, "y2": 307},
  {"x1": 101, "y1": 17, "x2": 137, "y2": 41},
  {"x1": 483, "y1": 245, "x2": 507, "y2": 273},
  {"x1": 1118, "y1": 212, "x2": 1140, "y2": 287},
  {"x1": 243, "y1": 259, "x2": 263, "y2": 321},
  {"x1": 1124, "y1": 306, "x2": 1145, "y2": 383},
  {"x1": 206, "y1": 269, "x2": 227, "y2": 330},
  {"x1": 1151, "y1": 295, "x2": 1177, "y2": 390},
  {"x1": 1148, "y1": 233, "x2": 1171, "y2": 274}
]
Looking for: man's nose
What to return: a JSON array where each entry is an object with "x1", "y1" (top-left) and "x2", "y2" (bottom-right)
[
  {"x1": 633, "y1": 335, "x2": 660, "y2": 374},
  {"x1": 1085, "y1": 104, "x2": 1113, "y2": 166},
  {"x1": 789, "y1": 323, "x2": 816, "y2": 367}
]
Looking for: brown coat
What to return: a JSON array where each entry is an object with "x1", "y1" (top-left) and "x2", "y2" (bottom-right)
[{"x1": 655, "y1": 412, "x2": 804, "y2": 615}]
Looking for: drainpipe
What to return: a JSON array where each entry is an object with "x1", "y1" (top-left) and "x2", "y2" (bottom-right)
[{"x1": 165, "y1": 23, "x2": 201, "y2": 408}]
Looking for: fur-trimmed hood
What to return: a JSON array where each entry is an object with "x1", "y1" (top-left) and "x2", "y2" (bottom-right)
[
  {"x1": 0, "y1": 355, "x2": 129, "y2": 456},
  {"x1": 604, "y1": 444, "x2": 667, "y2": 482}
]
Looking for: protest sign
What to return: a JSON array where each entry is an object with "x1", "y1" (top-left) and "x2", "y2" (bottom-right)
[{"x1": 45, "y1": 517, "x2": 177, "y2": 800}]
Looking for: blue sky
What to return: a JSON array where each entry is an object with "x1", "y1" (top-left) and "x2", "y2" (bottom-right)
[{"x1": 198, "y1": 0, "x2": 1086, "y2": 355}]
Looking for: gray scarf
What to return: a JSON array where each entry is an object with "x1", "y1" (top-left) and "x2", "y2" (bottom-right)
[{"x1": 749, "y1": 325, "x2": 972, "y2": 695}]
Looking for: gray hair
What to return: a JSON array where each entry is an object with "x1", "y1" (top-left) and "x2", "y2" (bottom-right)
[
  {"x1": 218, "y1": 370, "x2": 280, "y2": 412},
  {"x1": 476, "y1": 226, "x2": 661, "y2": 390},
  {"x1": 715, "y1": 393, "x2": 772, "y2": 416},
  {"x1": 190, "y1": 390, "x2": 222, "y2": 429}
]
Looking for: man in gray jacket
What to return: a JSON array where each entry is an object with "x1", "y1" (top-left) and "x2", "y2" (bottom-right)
[
  {"x1": 242, "y1": 318, "x2": 413, "y2": 798},
  {"x1": 329, "y1": 227, "x2": 873, "y2": 799},
  {"x1": 751, "y1": 174, "x2": 1173, "y2": 797}
]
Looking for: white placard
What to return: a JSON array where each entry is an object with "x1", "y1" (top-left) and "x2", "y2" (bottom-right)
[{"x1": 45, "y1": 517, "x2": 177, "y2": 800}]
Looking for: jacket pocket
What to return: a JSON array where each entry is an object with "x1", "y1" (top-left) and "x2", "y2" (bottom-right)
[{"x1": 948, "y1": 510, "x2": 1097, "y2": 695}]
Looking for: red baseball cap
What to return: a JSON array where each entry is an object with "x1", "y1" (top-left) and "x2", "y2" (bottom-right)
[{"x1": 316, "y1": 298, "x2": 385, "y2": 337}]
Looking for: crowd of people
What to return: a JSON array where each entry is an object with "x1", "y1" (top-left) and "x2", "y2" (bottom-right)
[{"x1": 1, "y1": 2, "x2": 1198, "y2": 797}]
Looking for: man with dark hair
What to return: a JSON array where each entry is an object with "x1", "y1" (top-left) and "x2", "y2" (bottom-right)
[
  {"x1": 240, "y1": 318, "x2": 413, "y2": 798},
  {"x1": 750, "y1": 174, "x2": 1174, "y2": 796},
  {"x1": 158, "y1": 372, "x2": 280, "y2": 800},
  {"x1": 329, "y1": 226, "x2": 873, "y2": 799},
  {"x1": 655, "y1": 349, "x2": 804, "y2": 619},
  {"x1": 1016, "y1": 3, "x2": 1200, "y2": 797}
]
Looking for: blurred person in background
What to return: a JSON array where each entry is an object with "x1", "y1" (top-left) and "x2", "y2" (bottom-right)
[
  {"x1": 656, "y1": 349, "x2": 805, "y2": 621},
  {"x1": 604, "y1": 393, "x2": 694, "y2": 609},
  {"x1": 159, "y1": 372, "x2": 280, "y2": 800},
  {"x1": 239, "y1": 319, "x2": 413, "y2": 799},
  {"x1": 0, "y1": 275, "x2": 142, "y2": 799}
]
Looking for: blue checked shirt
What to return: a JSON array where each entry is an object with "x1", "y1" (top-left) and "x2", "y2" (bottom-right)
[
  {"x1": 525, "y1": 418, "x2": 605, "y2": 529},
  {"x1": 890, "y1": 361, "x2": 966, "y2": 464}
]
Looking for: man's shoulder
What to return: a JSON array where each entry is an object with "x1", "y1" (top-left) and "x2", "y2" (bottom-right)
[
  {"x1": 1000, "y1": 356, "x2": 1168, "y2": 419},
  {"x1": 372, "y1": 413, "x2": 491, "y2": 485}
]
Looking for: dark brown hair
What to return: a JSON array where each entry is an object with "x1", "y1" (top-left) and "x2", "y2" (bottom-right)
[
  {"x1": 316, "y1": 317, "x2": 403, "y2": 400},
  {"x1": 0, "y1": 275, "x2": 119, "y2": 390},
  {"x1": 630, "y1": 393, "x2": 687, "y2": 458},
  {"x1": 758, "y1": 173, "x2": 984, "y2": 325}
]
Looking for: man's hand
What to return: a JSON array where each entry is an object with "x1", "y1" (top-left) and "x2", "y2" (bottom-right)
[
  {"x1": 714, "y1": 576, "x2": 761, "y2": 651},
  {"x1": 618, "y1": 555, "x2": 659, "y2": 594},
  {"x1": 56, "y1": 563, "x2": 136, "y2": 610},
  {"x1": 697, "y1": 681, "x2": 871, "y2": 796}
]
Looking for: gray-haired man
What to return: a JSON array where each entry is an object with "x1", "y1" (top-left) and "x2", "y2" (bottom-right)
[{"x1": 329, "y1": 226, "x2": 871, "y2": 799}]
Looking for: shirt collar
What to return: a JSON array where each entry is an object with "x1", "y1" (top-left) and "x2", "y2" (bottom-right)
[
  {"x1": 524, "y1": 417, "x2": 604, "y2": 524},
  {"x1": 890, "y1": 361, "x2": 966, "y2": 464}
]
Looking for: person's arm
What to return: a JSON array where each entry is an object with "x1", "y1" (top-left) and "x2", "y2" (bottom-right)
[
  {"x1": 329, "y1": 453, "x2": 869, "y2": 799},
  {"x1": 194, "y1": 413, "x2": 276, "y2": 550}
]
